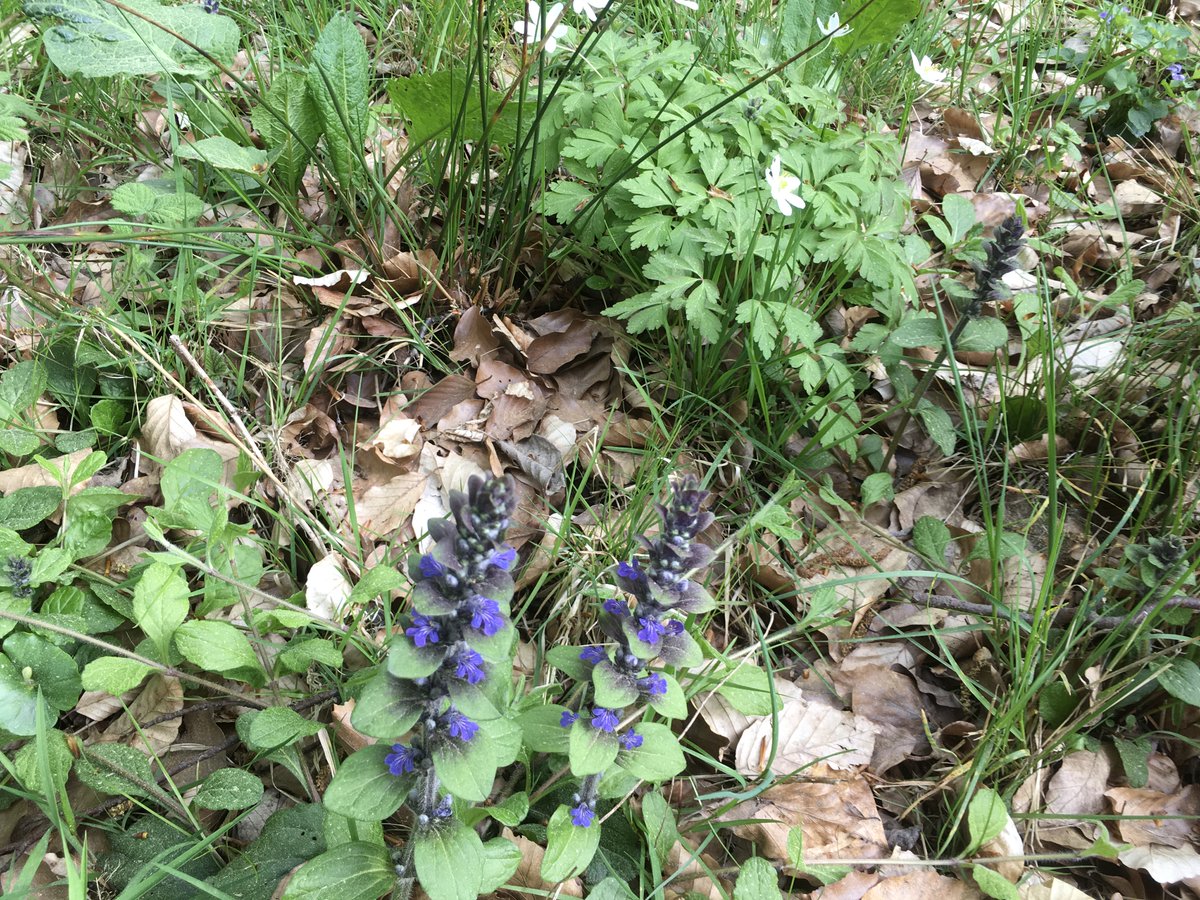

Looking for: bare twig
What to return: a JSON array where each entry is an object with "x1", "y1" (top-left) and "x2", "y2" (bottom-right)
[{"x1": 912, "y1": 591, "x2": 1200, "y2": 630}]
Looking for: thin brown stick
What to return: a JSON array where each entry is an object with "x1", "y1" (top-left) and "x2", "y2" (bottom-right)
[{"x1": 913, "y1": 591, "x2": 1200, "y2": 630}]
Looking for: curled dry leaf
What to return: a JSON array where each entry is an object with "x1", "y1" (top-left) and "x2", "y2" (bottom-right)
[
  {"x1": 1104, "y1": 785, "x2": 1200, "y2": 847},
  {"x1": 369, "y1": 414, "x2": 423, "y2": 461},
  {"x1": 1016, "y1": 873, "x2": 1095, "y2": 900},
  {"x1": 1032, "y1": 750, "x2": 1111, "y2": 851},
  {"x1": 976, "y1": 799, "x2": 1025, "y2": 883},
  {"x1": 691, "y1": 675, "x2": 804, "y2": 763},
  {"x1": 1118, "y1": 844, "x2": 1200, "y2": 885},
  {"x1": 291, "y1": 268, "x2": 370, "y2": 288},
  {"x1": 305, "y1": 555, "x2": 352, "y2": 620},
  {"x1": 350, "y1": 471, "x2": 427, "y2": 539},
  {"x1": 96, "y1": 674, "x2": 183, "y2": 756},
  {"x1": 735, "y1": 694, "x2": 877, "y2": 777},
  {"x1": 845, "y1": 666, "x2": 930, "y2": 775},
  {"x1": 721, "y1": 776, "x2": 889, "y2": 871},
  {"x1": 140, "y1": 395, "x2": 241, "y2": 486}
]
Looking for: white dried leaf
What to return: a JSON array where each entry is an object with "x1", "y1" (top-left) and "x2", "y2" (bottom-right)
[
  {"x1": 735, "y1": 695, "x2": 877, "y2": 776},
  {"x1": 292, "y1": 269, "x2": 370, "y2": 287},
  {"x1": 305, "y1": 556, "x2": 352, "y2": 620}
]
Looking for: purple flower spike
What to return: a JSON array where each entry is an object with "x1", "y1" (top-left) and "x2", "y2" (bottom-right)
[
  {"x1": 617, "y1": 560, "x2": 643, "y2": 580},
  {"x1": 488, "y1": 546, "x2": 517, "y2": 570},
  {"x1": 591, "y1": 707, "x2": 620, "y2": 733},
  {"x1": 620, "y1": 730, "x2": 643, "y2": 750},
  {"x1": 419, "y1": 554, "x2": 446, "y2": 578},
  {"x1": 637, "y1": 616, "x2": 667, "y2": 643},
  {"x1": 406, "y1": 613, "x2": 440, "y2": 648},
  {"x1": 640, "y1": 673, "x2": 668, "y2": 697},
  {"x1": 468, "y1": 596, "x2": 505, "y2": 637},
  {"x1": 570, "y1": 803, "x2": 595, "y2": 827},
  {"x1": 385, "y1": 743, "x2": 418, "y2": 775},
  {"x1": 443, "y1": 709, "x2": 480, "y2": 742},
  {"x1": 603, "y1": 598, "x2": 629, "y2": 617},
  {"x1": 453, "y1": 648, "x2": 486, "y2": 684},
  {"x1": 560, "y1": 710, "x2": 579, "y2": 727},
  {"x1": 579, "y1": 645, "x2": 607, "y2": 665}
]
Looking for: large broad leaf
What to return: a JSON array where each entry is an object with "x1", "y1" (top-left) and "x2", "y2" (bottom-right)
[
  {"x1": 412, "y1": 821, "x2": 484, "y2": 900},
  {"x1": 175, "y1": 137, "x2": 273, "y2": 175},
  {"x1": 387, "y1": 68, "x2": 519, "y2": 149},
  {"x1": 307, "y1": 13, "x2": 370, "y2": 195},
  {"x1": 0, "y1": 653, "x2": 38, "y2": 736},
  {"x1": 252, "y1": 71, "x2": 322, "y2": 194},
  {"x1": 24, "y1": 0, "x2": 240, "y2": 78},
  {"x1": 280, "y1": 841, "x2": 394, "y2": 900},
  {"x1": 540, "y1": 805, "x2": 600, "y2": 884},
  {"x1": 323, "y1": 745, "x2": 411, "y2": 821}
]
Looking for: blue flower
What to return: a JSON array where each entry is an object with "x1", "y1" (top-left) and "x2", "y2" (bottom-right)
[
  {"x1": 579, "y1": 645, "x2": 607, "y2": 665},
  {"x1": 406, "y1": 613, "x2": 440, "y2": 648},
  {"x1": 452, "y1": 647, "x2": 486, "y2": 684},
  {"x1": 665, "y1": 619, "x2": 685, "y2": 636},
  {"x1": 1168, "y1": 62, "x2": 1186, "y2": 81},
  {"x1": 590, "y1": 707, "x2": 620, "y2": 733},
  {"x1": 603, "y1": 598, "x2": 629, "y2": 617},
  {"x1": 434, "y1": 795, "x2": 454, "y2": 818},
  {"x1": 560, "y1": 710, "x2": 579, "y2": 727},
  {"x1": 620, "y1": 730, "x2": 643, "y2": 750},
  {"x1": 488, "y1": 546, "x2": 517, "y2": 570},
  {"x1": 617, "y1": 560, "x2": 643, "y2": 580},
  {"x1": 200, "y1": 0, "x2": 218, "y2": 12},
  {"x1": 1099, "y1": 9, "x2": 1112, "y2": 19},
  {"x1": 570, "y1": 803, "x2": 595, "y2": 827},
  {"x1": 468, "y1": 596, "x2": 505, "y2": 637},
  {"x1": 419, "y1": 554, "x2": 446, "y2": 578},
  {"x1": 443, "y1": 709, "x2": 480, "y2": 742},
  {"x1": 385, "y1": 743, "x2": 418, "y2": 775},
  {"x1": 639, "y1": 673, "x2": 668, "y2": 697},
  {"x1": 637, "y1": 616, "x2": 667, "y2": 643}
]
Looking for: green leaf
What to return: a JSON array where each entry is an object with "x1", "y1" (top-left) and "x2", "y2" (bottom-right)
[
  {"x1": 432, "y1": 737, "x2": 497, "y2": 803},
  {"x1": 0, "y1": 486, "x2": 61, "y2": 530},
  {"x1": 840, "y1": 0, "x2": 922, "y2": 52},
  {"x1": 641, "y1": 792, "x2": 679, "y2": 865},
  {"x1": 592, "y1": 662, "x2": 640, "y2": 708},
  {"x1": 479, "y1": 836, "x2": 522, "y2": 893},
  {"x1": 1114, "y1": 736, "x2": 1151, "y2": 789},
  {"x1": 966, "y1": 787, "x2": 1008, "y2": 852},
  {"x1": 519, "y1": 704, "x2": 571, "y2": 753},
  {"x1": 889, "y1": 316, "x2": 943, "y2": 349},
  {"x1": 786, "y1": 826, "x2": 850, "y2": 884},
  {"x1": 715, "y1": 664, "x2": 775, "y2": 716},
  {"x1": 0, "y1": 653, "x2": 38, "y2": 735},
  {"x1": 386, "y1": 633, "x2": 445, "y2": 679},
  {"x1": 546, "y1": 644, "x2": 595, "y2": 681},
  {"x1": 956, "y1": 317, "x2": 1009, "y2": 353},
  {"x1": 89, "y1": 399, "x2": 128, "y2": 435},
  {"x1": 4, "y1": 632, "x2": 81, "y2": 711},
  {"x1": 277, "y1": 638, "x2": 343, "y2": 674},
  {"x1": 132, "y1": 562, "x2": 189, "y2": 659},
  {"x1": 568, "y1": 720, "x2": 619, "y2": 776},
  {"x1": 412, "y1": 820, "x2": 485, "y2": 900},
  {"x1": 157, "y1": 448, "x2": 224, "y2": 530},
  {"x1": 62, "y1": 487, "x2": 126, "y2": 557},
  {"x1": 646, "y1": 672, "x2": 687, "y2": 720},
  {"x1": 247, "y1": 706, "x2": 323, "y2": 751},
  {"x1": 1158, "y1": 658, "x2": 1200, "y2": 705},
  {"x1": 81, "y1": 657, "x2": 152, "y2": 695},
  {"x1": 913, "y1": 516, "x2": 951, "y2": 563},
  {"x1": 350, "y1": 670, "x2": 423, "y2": 739},
  {"x1": 628, "y1": 213, "x2": 675, "y2": 251},
  {"x1": 971, "y1": 864, "x2": 1020, "y2": 900},
  {"x1": 194, "y1": 768, "x2": 264, "y2": 811},
  {"x1": 916, "y1": 403, "x2": 957, "y2": 456},
  {"x1": 860, "y1": 472, "x2": 894, "y2": 507},
  {"x1": 75, "y1": 743, "x2": 157, "y2": 800},
  {"x1": 111, "y1": 181, "x2": 205, "y2": 225},
  {"x1": 619, "y1": 722, "x2": 684, "y2": 782},
  {"x1": 13, "y1": 727, "x2": 73, "y2": 794},
  {"x1": 0, "y1": 359, "x2": 45, "y2": 418},
  {"x1": 541, "y1": 804, "x2": 600, "y2": 884},
  {"x1": 323, "y1": 745, "x2": 410, "y2": 821},
  {"x1": 174, "y1": 620, "x2": 264, "y2": 686},
  {"x1": 307, "y1": 13, "x2": 370, "y2": 194},
  {"x1": 388, "y1": 68, "x2": 519, "y2": 150},
  {"x1": 252, "y1": 71, "x2": 321, "y2": 193},
  {"x1": 941, "y1": 193, "x2": 977, "y2": 244},
  {"x1": 176, "y1": 137, "x2": 272, "y2": 175},
  {"x1": 24, "y1": 0, "x2": 240, "y2": 77},
  {"x1": 281, "y1": 841, "x2": 394, "y2": 900},
  {"x1": 734, "y1": 857, "x2": 781, "y2": 900}
]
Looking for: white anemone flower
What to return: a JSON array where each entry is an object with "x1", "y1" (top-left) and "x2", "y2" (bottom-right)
[
  {"x1": 572, "y1": 0, "x2": 605, "y2": 22},
  {"x1": 817, "y1": 13, "x2": 851, "y2": 37},
  {"x1": 513, "y1": 1, "x2": 568, "y2": 55},
  {"x1": 765, "y1": 155, "x2": 805, "y2": 216},
  {"x1": 911, "y1": 51, "x2": 949, "y2": 86}
]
